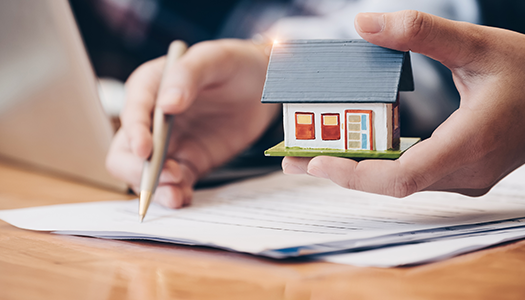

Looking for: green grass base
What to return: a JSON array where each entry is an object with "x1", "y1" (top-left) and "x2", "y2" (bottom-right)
[{"x1": 264, "y1": 137, "x2": 420, "y2": 159}]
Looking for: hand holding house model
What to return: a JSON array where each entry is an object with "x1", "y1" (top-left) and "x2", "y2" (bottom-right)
[{"x1": 262, "y1": 39, "x2": 419, "y2": 159}]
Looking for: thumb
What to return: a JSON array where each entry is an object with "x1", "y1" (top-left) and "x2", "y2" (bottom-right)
[
  {"x1": 155, "y1": 54, "x2": 199, "y2": 115},
  {"x1": 355, "y1": 10, "x2": 484, "y2": 69}
]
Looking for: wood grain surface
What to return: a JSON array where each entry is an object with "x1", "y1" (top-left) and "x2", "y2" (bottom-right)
[{"x1": 1, "y1": 161, "x2": 525, "y2": 300}]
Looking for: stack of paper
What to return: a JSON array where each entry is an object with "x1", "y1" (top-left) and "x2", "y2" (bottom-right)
[{"x1": 1, "y1": 166, "x2": 524, "y2": 267}]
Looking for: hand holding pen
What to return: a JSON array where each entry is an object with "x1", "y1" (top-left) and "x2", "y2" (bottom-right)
[{"x1": 106, "y1": 39, "x2": 279, "y2": 214}]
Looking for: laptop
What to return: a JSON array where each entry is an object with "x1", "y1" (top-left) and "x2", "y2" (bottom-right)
[{"x1": 0, "y1": 0, "x2": 127, "y2": 191}]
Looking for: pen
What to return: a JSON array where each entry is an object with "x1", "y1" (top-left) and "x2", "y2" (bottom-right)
[{"x1": 139, "y1": 40, "x2": 188, "y2": 222}]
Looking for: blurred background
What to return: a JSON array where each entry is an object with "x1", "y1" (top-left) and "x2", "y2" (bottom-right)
[{"x1": 71, "y1": 0, "x2": 525, "y2": 138}]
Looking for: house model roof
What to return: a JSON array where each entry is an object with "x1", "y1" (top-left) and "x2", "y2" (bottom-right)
[{"x1": 261, "y1": 39, "x2": 413, "y2": 104}]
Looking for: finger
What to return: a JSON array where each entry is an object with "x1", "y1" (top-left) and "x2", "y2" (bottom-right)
[
  {"x1": 120, "y1": 57, "x2": 165, "y2": 158},
  {"x1": 354, "y1": 10, "x2": 487, "y2": 69},
  {"x1": 283, "y1": 156, "x2": 417, "y2": 197},
  {"x1": 157, "y1": 40, "x2": 261, "y2": 114},
  {"x1": 285, "y1": 155, "x2": 420, "y2": 197},
  {"x1": 106, "y1": 130, "x2": 143, "y2": 187},
  {"x1": 152, "y1": 185, "x2": 194, "y2": 209},
  {"x1": 153, "y1": 185, "x2": 185, "y2": 209},
  {"x1": 306, "y1": 156, "x2": 416, "y2": 197},
  {"x1": 107, "y1": 129, "x2": 184, "y2": 189},
  {"x1": 153, "y1": 163, "x2": 196, "y2": 209},
  {"x1": 306, "y1": 139, "x2": 453, "y2": 197},
  {"x1": 284, "y1": 154, "x2": 422, "y2": 197},
  {"x1": 282, "y1": 157, "x2": 311, "y2": 175}
]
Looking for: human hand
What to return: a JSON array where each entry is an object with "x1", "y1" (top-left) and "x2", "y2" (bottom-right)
[
  {"x1": 106, "y1": 39, "x2": 279, "y2": 208},
  {"x1": 283, "y1": 10, "x2": 525, "y2": 197}
]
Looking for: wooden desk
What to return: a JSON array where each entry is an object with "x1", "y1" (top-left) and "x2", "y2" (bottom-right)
[{"x1": 1, "y1": 162, "x2": 525, "y2": 300}]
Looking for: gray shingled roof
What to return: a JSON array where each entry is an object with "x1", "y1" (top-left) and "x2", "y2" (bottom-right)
[{"x1": 261, "y1": 39, "x2": 413, "y2": 103}]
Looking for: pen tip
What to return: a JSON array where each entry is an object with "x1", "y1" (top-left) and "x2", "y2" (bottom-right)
[{"x1": 139, "y1": 215, "x2": 144, "y2": 223}]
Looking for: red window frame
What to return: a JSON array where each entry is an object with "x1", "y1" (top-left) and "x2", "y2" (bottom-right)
[
  {"x1": 321, "y1": 113, "x2": 340, "y2": 140},
  {"x1": 295, "y1": 112, "x2": 315, "y2": 140}
]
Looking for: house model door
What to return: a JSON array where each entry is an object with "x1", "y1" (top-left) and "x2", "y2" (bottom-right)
[{"x1": 345, "y1": 110, "x2": 373, "y2": 150}]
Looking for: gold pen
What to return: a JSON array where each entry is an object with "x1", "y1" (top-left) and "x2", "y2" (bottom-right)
[{"x1": 139, "y1": 40, "x2": 188, "y2": 222}]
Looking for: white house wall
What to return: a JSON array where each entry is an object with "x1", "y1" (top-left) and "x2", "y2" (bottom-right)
[{"x1": 283, "y1": 103, "x2": 390, "y2": 151}]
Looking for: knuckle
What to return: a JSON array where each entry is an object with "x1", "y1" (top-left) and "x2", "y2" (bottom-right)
[
  {"x1": 401, "y1": 10, "x2": 433, "y2": 43},
  {"x1": 390, "y1": 174, "x2": 419, "y2": 198},
  {"x1": 344, "y1": 171, "x2": 368, "y2": 192},
  {"x1": 343, "y1": 176, "x2": 359, "y2": 190},
  {"x1": 341, "y1": 165, "x2": 360, "y2": 191}
]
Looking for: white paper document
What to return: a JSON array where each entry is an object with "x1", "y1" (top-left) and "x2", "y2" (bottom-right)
[
  {"x1": 322, "y1": 227, "x2": 525, "y2": 267},
  {"x1": 1, "y1": 166, "x2": 525, "y2": 265}
]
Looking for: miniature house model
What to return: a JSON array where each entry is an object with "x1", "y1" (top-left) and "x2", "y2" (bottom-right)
[{"x1": 262, "y1": 40, "x2": 418, "y2": 159}]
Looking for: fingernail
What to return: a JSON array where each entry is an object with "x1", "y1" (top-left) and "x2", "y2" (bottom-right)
[
  {"x1": 131, "y1": 138, "x2": 149, "y2": 158},
  {"x1": 283, "y1": 164, "x2": 306, "y2": 175},
  {"x1": 307, "y1": 167, "x2": 329, "y2": 179},
  {"x1": 356, "y1": 13, "x2": 385, "y2": 34},
  {"x1": 154, "y1": 189, "x2": 171, "y2": 208},
  {"x1": 158, "y1": 88, "x2": 183, "y2": 107}
]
